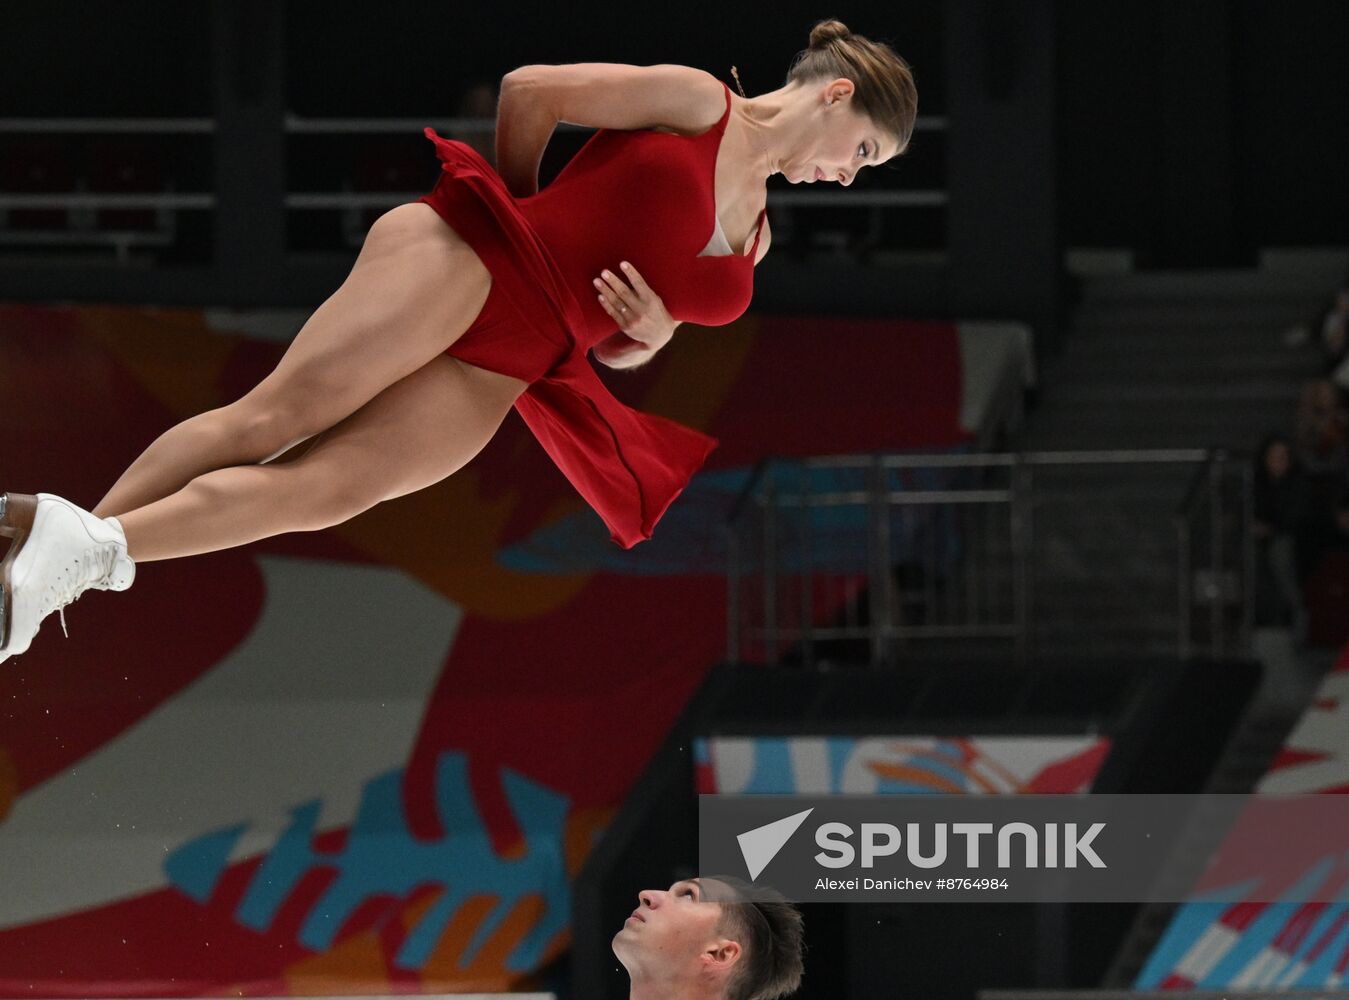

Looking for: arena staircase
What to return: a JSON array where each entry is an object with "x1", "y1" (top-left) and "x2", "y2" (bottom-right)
[
  {"x1": 1003, "y1": 263, "x2": 1341, "y2": 984},
  {"x1": 1006, "y1": 266, "x2": 1331, "y2": 659}
]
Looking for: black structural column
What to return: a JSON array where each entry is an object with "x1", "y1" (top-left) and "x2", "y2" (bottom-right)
[
  {"x1": 1151, "y1": 0, "x2": 1236, "y2": 267},
  {"x1": 210, "y1": 0, "x2": 286, "y2": 300},
  {"x1": 944, "y1": 0, "x2": 1063, "y2": 350}
]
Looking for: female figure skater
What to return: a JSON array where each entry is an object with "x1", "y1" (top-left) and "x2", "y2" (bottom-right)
[{"x1": 0, "y1": 20, "x2": 916, "y2": 659}]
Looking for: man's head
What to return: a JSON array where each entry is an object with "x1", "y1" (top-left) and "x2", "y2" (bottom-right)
[{"x1": 612, "y1": 876, "x2": 804, "y2": 1000}]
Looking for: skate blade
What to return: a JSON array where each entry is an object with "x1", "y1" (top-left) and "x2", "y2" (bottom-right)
[
  {"x1": 0, "y1": 493, "x2": 40, "y2": 655},
  {"x1": 0, "y1": 493, "x2": 37, "y2": 540}
]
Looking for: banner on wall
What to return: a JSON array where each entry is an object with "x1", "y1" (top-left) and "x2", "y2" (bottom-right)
[
  {"x1": 1138, "y1": 649, "x2": 1349, "y2": 990},
  {"x1": 0, "y1": 302, "x2": 993, "y2": 995}
]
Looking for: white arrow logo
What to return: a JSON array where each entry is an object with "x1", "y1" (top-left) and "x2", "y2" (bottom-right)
[{"x1": 736, "y1": 808, "x2": 815, "y2": 880}]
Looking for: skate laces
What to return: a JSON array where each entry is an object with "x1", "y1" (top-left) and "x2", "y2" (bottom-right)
[{"x1": 44, "y1": 543, "x2": 119, "y2": 639}]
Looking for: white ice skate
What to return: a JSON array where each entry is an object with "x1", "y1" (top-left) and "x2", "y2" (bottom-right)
[{"x1": 0, "y1": 493, "x2": 136, "y2": 661}]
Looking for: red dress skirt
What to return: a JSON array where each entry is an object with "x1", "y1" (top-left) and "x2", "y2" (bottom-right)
[{"x1": 416, "y1": 132, "x2": 718, "y2": 549}]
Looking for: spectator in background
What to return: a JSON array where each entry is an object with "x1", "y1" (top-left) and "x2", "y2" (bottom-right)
[
  {"x1": 1264, "y1": 271, "x2": 1349, "y2": 645},
  {"x1": 1322, "y1": 284, "x2": 1349, "y2": 400},
  {"x1": 1286, "y1": 381, "x2": 1349, "y2": 609},
  {"x1": 1252, "y1": 433, "x2": 1309, "y2": 635},
  {"x1": 1293, "y1": 377, "x2": 1348, "y2": 475}
]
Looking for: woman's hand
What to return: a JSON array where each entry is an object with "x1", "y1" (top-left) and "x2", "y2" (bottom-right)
[{"x1": 593, "y1": 261, "x2": 677, "y2": 351}]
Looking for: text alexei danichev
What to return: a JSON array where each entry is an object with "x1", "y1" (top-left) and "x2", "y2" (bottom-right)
[
  {"x1": 817, "y1": 877, "x2": 934, "y2": 890},
  {"x1": 815, "y1": 877, "x2": 1011, "y2": 890},
  {"x1": 813, "y1": 821, "x2": 1107, "y2": 869}
]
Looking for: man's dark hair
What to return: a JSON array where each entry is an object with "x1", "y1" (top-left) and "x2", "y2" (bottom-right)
[{"x1": 704, "y1": 875, "x2": 805, "y2": 1000}]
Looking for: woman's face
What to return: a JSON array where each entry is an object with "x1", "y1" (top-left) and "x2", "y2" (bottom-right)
[
  {"x1": 1264, "y1": 441, "x2": 1292, "y2": 479},
  {"x1": 785, "y1": 80, "x2": 897, "y2": 186}
]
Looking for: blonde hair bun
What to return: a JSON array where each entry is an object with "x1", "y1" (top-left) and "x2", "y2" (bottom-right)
[{"x1": 809, "y1": 19, "x2": 851, "y2": 49}]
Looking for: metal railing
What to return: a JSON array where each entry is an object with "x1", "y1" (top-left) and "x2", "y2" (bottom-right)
[
  {"x1": 1176, "y1": 450, "x2": 1255, "y2": 659},
  {"x1": 726, "y1": 449, "x2": 1251, "y2": 666},
  {"x1": 281, "y1": 115, "x2": 950, "y2": 225},
  {"x1": 0, "y1": 117, "x2": 216, "y2": 133},
  {"x1": 0, "y1": 118, "x2": 208, "y2": 261},
  {"x1": 0, "y1": 114, "x2": 950, "y2": 257}
]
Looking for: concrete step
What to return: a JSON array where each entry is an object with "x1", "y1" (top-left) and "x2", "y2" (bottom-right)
[
  {"x1": 1031, "y1": 631, "x2": 1177, "y2": 653},
  {"x1": 1023, "y1": 429, "x2": 1267, "y2": 450},
  {"x1": 1021, "y1": 421, "x2": 1280, "y2": 446},
  {"x1": 1033, "y1": 568, "x2": 1178, "y2": 591},
  {"x1": 1033, "y1": 613, "x2": 1177, "y2": 634},
  {"x1": 1078, "y1": 268, "x2": 1336, "y2": 304},
  {"x1": 1049, "y1": 349, "x2": 1315, "y2": 379},
  {"x1": 1073, "y1": 307, "x2": 1309, "y2": 331},
  {"x1": 1042, "y1": 378, "x2": 1299, "y2": 405},
  {"x1": 1032, "y1": 584, "x2": 1177, "y2": 608},
  {"x1": 1068, "y1": 323, "x2": 1304, "y2": 345},
  {"x1": 1029, "y1": 392, "x2": 1291, "y2": 418},
  {"x1": 1030, "y1": 538, "x2": 1184, "y2": 561},
  {"x1": 1030, "y1": 632, "x2": 1178, "y2": 657},
  {"x1": 1016, "y1": 534, "x2": 1178, "y2": 558},
  {"x1": 1033, "y1": 577, "x2": 1177, "y2": 598},
  {"x1": 1032, "y1": 609, "x2": 1177, "y2": 631},
  {"x1": 1031, "y1": 543, "x2": 1178, "y2": 570}
]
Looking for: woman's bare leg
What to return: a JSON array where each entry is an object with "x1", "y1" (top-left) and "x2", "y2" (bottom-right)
[
  {"x1": 112, "y1": 355, "x2": 526, "y2": 563},
  {"x1": 91, "y1": 411, "x2": 311, "y2": 521},
  {"x1": 93, "y1": 203, "x2": 492, "y2": 520}
]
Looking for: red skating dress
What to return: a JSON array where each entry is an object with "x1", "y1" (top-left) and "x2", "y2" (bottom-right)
[{"x1": 416, "y1": 82, "x2": 766, "y2": 548}]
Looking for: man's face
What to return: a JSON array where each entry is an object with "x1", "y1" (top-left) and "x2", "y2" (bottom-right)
[{"x1": 611, "y1": 878, "x2": 738, "y2": 979}]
